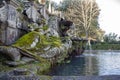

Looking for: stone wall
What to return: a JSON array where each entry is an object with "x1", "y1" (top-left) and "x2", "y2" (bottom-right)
[
  {"x1": 0, "y1": 0, "x2": 49, "y2": 45},
  {"x1": 0, "y1": 2, "x2": 24, "y2": 45}
]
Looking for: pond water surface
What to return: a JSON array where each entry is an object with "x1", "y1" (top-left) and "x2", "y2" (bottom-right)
[{"x1": 50, "y1": 50, "x2": 120, "y2": 76}]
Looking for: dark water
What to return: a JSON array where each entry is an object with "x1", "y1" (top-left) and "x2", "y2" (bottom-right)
[{"x1": 50, "y1": 50, "x2": 120, "y2": 76}]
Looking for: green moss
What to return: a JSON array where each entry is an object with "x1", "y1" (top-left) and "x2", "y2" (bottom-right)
[
  {"x1": 13, "y1": 31, "x2": 62, "y2": 61},
  {"x1": 19, "y1": 61, "x2": 51, "y2": 75},
  {"x1": 28, "y1": 24, "x2": 38, "y2": 30},
  {"x1": 41, "y1": 19, "x2": 46, "y2": 25},
  {"x1": 42, "y1": 25, "x2": 49, "y2": 31},
  {"x1": 48, "y1": 36, "x2": 61, "y2": 47},
  {"x1": 37, "y1": 62, "x2": 51, "y2": 74},
  {"x1": 0, "y1": 54, "x2": 13, "y2": 72},
  {"x1": 35, "y1": 0, "x2": 39, "y2": 4},
  {"x1": 16, "y1": 7, "x2": 23, "y2": 12},
  {"x1": 57, "y1": 49, "x2": 68, "y2": 64},
  {"x1": 13, "y1": 31, "x2": 38, "y2": 48},
  {"x1": 11, "y1": 31, "x2": 65, "y2": 73}
]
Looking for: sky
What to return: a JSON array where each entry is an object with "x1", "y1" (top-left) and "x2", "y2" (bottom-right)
[
  {"x1": 96, "y1": 0, "x2": 120, "y2": 35},
  {"x1": 52, "y1": 0, "x2": 120, "y2": 35}
]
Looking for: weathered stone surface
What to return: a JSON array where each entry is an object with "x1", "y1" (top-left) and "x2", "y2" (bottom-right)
[
  {"x1": 63, "y1": 39, "x2": 72, "y2": 50},
  {"x1": 46, "y1": 28, "x2": 59, "y2": 37},
  {"x1": 43, "y1": 46, "x2": 51, "y2": 51},
  {"x1": 0, "y1": 68, "x2": 39, "y2": 80},
  {"x1": 13, "y1": 68, "x2": 30, "y2": 76},
  {"x1": 1, "y1": 74, "x2": 120, "y2": 80},
  {"x1": 0, "y1": 46, "x2": 21, "y2": 61},
  {"x1": 30, "y1": 37, "x2": 39, "y2": 48},
  {"x1": 48, "y1": 16, "x2": 59, "y2": 33},
  {"x1": 12, "y1": 31, "x2": 62, "y2": 62},
  {"x1": 5, "y1": 61, "x2": 25, "y2": 67},
  {"x1": 67, "y1": 24, "x2": 77, "y2": 37},
  {"x1": 4, "y1": 57, "x2": 35, "y2": 66},
  {"x1": 21, "y1": 57, "x2": 35, "y2": 63},
  {"x1": 0, "y1": 0, "x2": 76, "y2": 72},
  {"x1": 26, "y1": 6, "x2": 39, "y2": 23},
  {"x1": 40, "y1": 47, "x2": 61, "y2": 58},
  {"x1": 0, "y1": 4, "x2": 26, "y2": 45},
  {"x1": 0, "y1": 6, "x2": 7, "y2": 22}
]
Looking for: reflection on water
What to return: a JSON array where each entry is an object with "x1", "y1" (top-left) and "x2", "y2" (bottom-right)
[
  {"x1": 98, "y1": 51, "x2": 120, "y2": 75},
  {"x1": 50, "y1": 50, "x2": 120, "y2": 76}
]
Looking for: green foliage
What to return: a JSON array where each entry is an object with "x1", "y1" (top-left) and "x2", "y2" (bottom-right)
[
  {"x1": 42, "y1": 25, "x2": 49, "y2": 31},
  {"x1": 13, "y1": 31, "x2": 37, "y2": 48},
  {"x1": 35, "y1": 0, "x2": 39, "y2": 4},
  {"x1": 16, "y1": 7, "x2": 23, "y2": 12},
  {"x1": 45, "y1": 0, "x2": 49, "y2": 8},
  {"x1": 57, "y1": 50, "x2": 68, "y2": 64},
  {"x1": 36, "y1": 18, "x2": 46, "y2": 25},
  {"x1": 72, "y1": 40, "x2": 86, "y2": 49},
  {"x1": 48, "y1": 36, "x2": 61, "y2": 47},
  {"x1": 88, "y1": 18, "x2": 100, "y2": 38},
  {"x1": 103, "y1": 33, "x2": 118, "y2": 43},
  {"x1": 17, "y1": 61, "x2": 51, "y2": 75},
  {"x1": 0, "y1": 54, "x2": 13, "y2": 72},
  {"x1": 58, "y1": 0, "x2": 72, "y2": 11},
  {"x1": 60, "y1": 0, "x2": 101, "y2": 39},
  {"x1": 41, "y1": 19, "x2": 46, "y2": 25},
  {"x1": 36, "y1": 62, "x2": 51, "y2": 74},
  {"x1": 28, "y1": 23, "x2": 37, "y2": 29},
  {"x1": 92, "y1": 43, "x2": 120, "y2": 50}
]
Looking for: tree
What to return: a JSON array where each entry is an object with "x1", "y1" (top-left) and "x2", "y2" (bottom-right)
[
  {"x1": 63, "y1": 0, "x2": 100, "y2": 39},
  {"x1": 59, "y1": 0, "x2": 101, "y2": 49},
  {"x1": 59, "y1": 0, "x2": 72, "y2": 11},
  {"x1": 104, "y1": 33, "x2": 118, "y2": 43}
]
